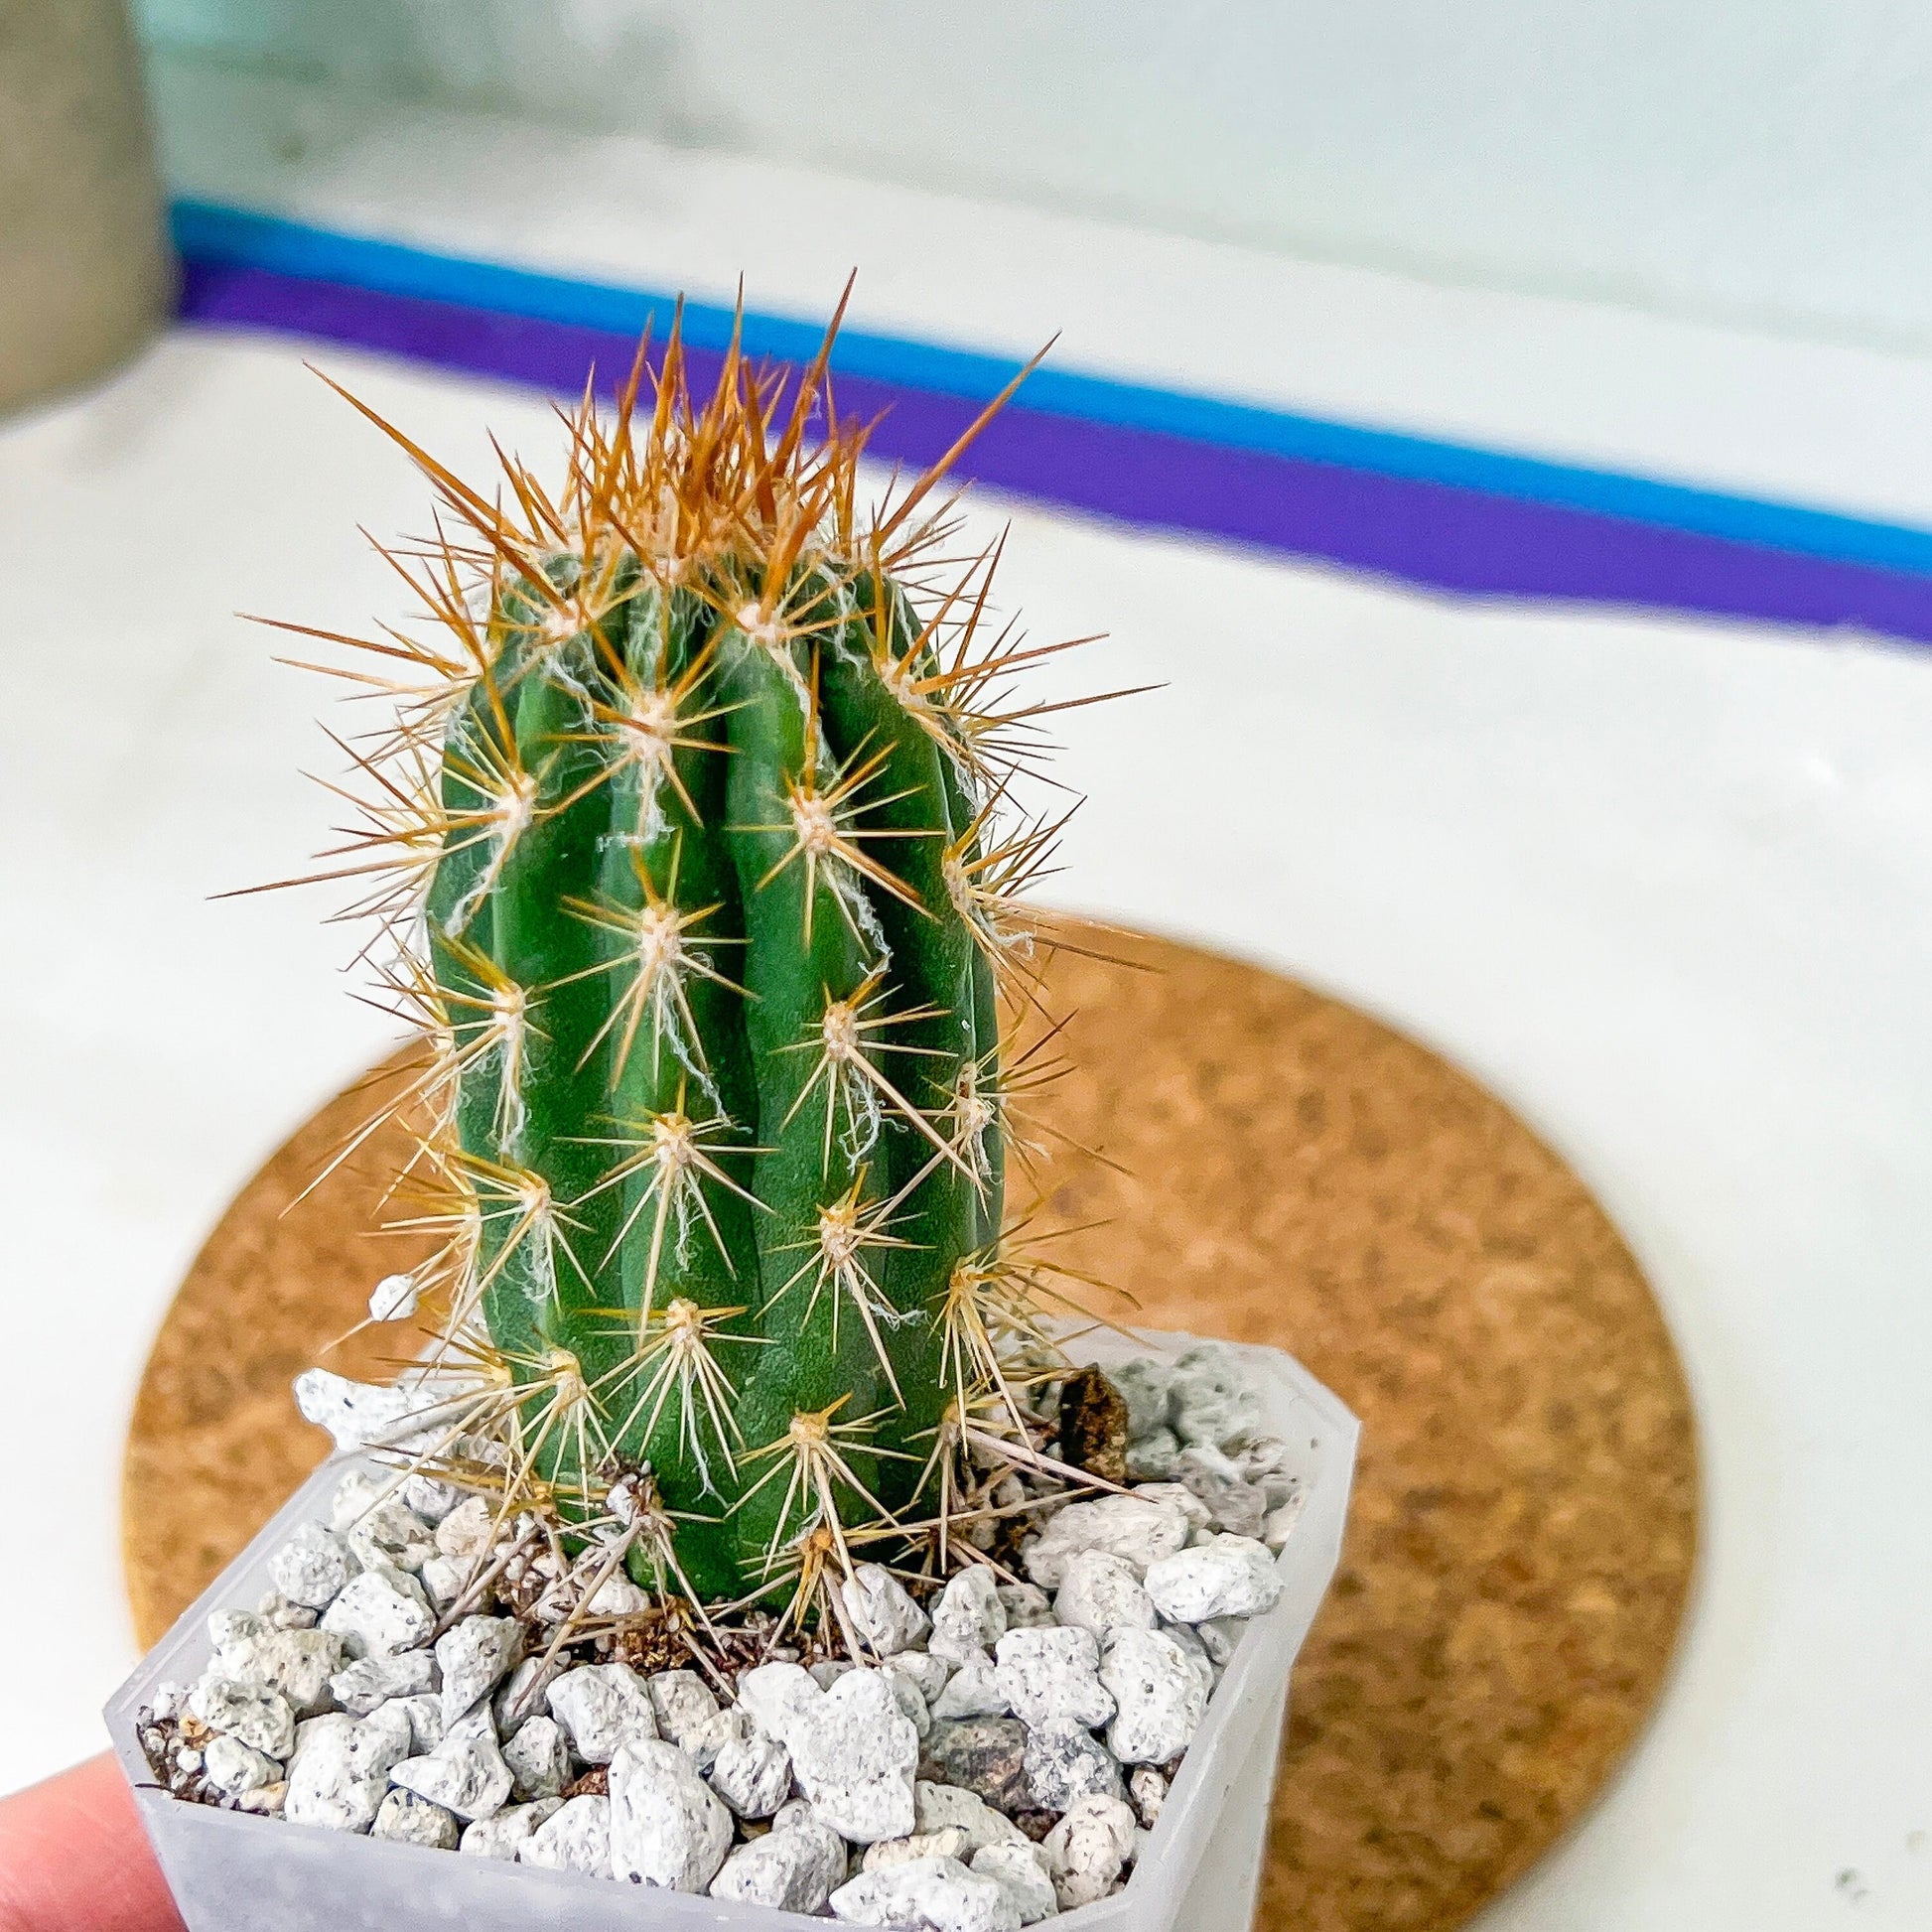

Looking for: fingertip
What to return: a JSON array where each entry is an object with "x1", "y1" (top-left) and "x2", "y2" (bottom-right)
[{"x1": 0, "y1": 1753, "x2": 183, "y2": 1932}]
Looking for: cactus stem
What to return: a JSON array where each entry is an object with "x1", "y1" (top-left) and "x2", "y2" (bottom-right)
[
  {"x1": 940, "y1": 797, "x2": 1077, "y2": 994},
  {"x1": 934, "y1": 1254, "x2": 1035, "y2": 1436},
  {"x1": 734, "y1": 1397, "x2": 911, "y2": 1578},
  {"x1": 447, "y1": 1340, "x2": 616, "y2": 1519},
  {"x1": 432, "y1": 935, "x2": 542, "y2": 1141},
  {"x1": 742, "y1": 733, "x2": 937, "y2": 939},
  {"x1": 564, "y1": 643, "x2": 735, "y2": 821},
  {"x1": 764, "y1": 1174, "x2": 917, "y2": 1401},
  {"x1": 596, "y1": 1297, "x2": 759, "y2": 1490},
  {"x1": 440, "y1": 749, "x2": 538, "y2": 937},
  {"x1": 461, "y1": 1152, "x2": 593, "y2": 1306},
  {"x1": 738, "y1": 1521, "x2": 870, "y2": 1660},
  {"x1": 570, "y1": 1094, "x2": 762, "y2": 1294},
  {"x1": 777, "y1": 965, "x2": 975, "y2": 1180},
  {"x1": 557, "y1": 855, "x2": 745, "y2": 1082},
  {"x1": 275, "y1": 308, "x2": 1144, "y2": 1617}
]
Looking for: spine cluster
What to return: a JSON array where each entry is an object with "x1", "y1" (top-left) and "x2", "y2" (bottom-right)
[{"x1": 292, "y1": 312, "x2": 1093, "y2": 1623}]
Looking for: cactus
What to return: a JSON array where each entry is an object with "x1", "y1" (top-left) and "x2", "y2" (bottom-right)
[{"x1": 295, "y1": 315, "x2": 1093, "y2": 1624}]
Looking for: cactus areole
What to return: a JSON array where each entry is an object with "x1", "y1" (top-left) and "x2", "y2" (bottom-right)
[{"x1": 294, "y1": 311, "x2": 1099, "y2": 1624}]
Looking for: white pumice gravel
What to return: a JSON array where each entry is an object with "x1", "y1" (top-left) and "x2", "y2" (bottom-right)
[
  {"x1": 1025, "y1": 1719, "x2": 1122, "y2": 1810},
  {"x1": 284, "y1": 1706, "x2": 413, "y2": 1832},
  {"x1": 993, "y1": 1627, "x2": 1115, "y2": 1730},
  {"x1": 1160, "y1": 1619, "x2": 1217, "y2": 1699},
  {"x1": 388, "y1": 1706, "x2": 513, "y2": 1821},
  {"x1": 862, "y1": 1826, "x2": 970, "y2": 1871},
  {"x1": 930, "y1": 1653, "x2": 1011, "y2": 1721},
  {"x1": 709, "y1": 1725, "x2": 792, "y2": 1818},
  {"x1": 189, "y1": 1677, "x2": 296, "y2": 1759},
  {"x1": 256, "y1": 1591, "x2": 320, "y2": 1631},
  {"x1": 371, "y1": 1788, "x2": 460, "y2": 1849},
  {"x1": 971, "y1": 1841, "x2": 1060, "y2": 1924},
  {"x1": 888, "y1": 1650, "x2": 953, "y2": 1705},
  {"x1": 491, "y1": 1657, "x2": 550, "y2": 1735},
  {"x1": 519, "y1": 1792, "x2": 611, "y2": 1875},
  {"x1": 436, "y1": 1614, "x2": 523, "y2": 1722},
  {"x1": 367, "y1": 1272, "x2": 420, "y2": 1322},
  {"x1": 1022, "y1": 1495, "x2": 1189, "y2": 1587},
  {"x1": 202, "y1": 1733, "x2": 281, "y2": 1798},
  {"x1": 1127, "y1": 1765, "x2": 1167, "y2": 1828},
  {"x1": 1131, "y1": 1479, "x2": 1212, "y2": 1540},
  {"x1": 1124, "y1": 1428, "x2": 1179, "y2": 1481},
  {"x1": 1262, "y1": 1494, "x2": 1305, "y2": 1550},
  {"x1": 433, "y1": 1494, "x2": 494, "y2": 1560},
  {"x1": 842, "y1": 1564, "x2": 932, "y2": 1656},
  {"x1": 734, "y1": 1660, "x2": 823, "y2": 1746},
  {"x1": 1143, "y1": 1534, "x2": 1283, "y2": 1622},
  {"x1": 321, "y1": 1565, "x2": 433, "y2": 1659},
  {"x1": 329, "y1": 1469, "x2": 389, "y2": 1532},
  {"x1": 331, "y1": 1649, "x2": 435, "y2": 1715},
  {"x1": 928, "y1": 1568, "x2": 1006, "y2": 1664},
  {"x1": 417, "y1": 1554, "x2": 474, "y2": 1615},
  {"x1": 268, "y1": 1525, "x2": 351, "y2": 1609},
  {"x1": 830, "y1": 1856, "x2": 1023, "y2": 1932},
  {"x1": 296, "y1": 1370, "x2": 468, "y2": 1456},
  {"x1": 710, "y1": 1817, "x2": 848, "y2": 1912},
  {"x1": 787, "y1": 1668, "x2": 920, "y2": 1844},
  {"x1": 204, "y1": 1611, "x2": 258, "y2": 1656},
  {"x1": 685, "y1": 1702, "x2": 753, "y2": 1772},
  {"x1": 1051, "y1": 1549, "x2": 1158, "y2": 1638},
  {"x1": 401, "y1": 1471, "x2": 462, "y2": 1524},
  {"x1": 609, "y1": 1736, "x2": 734, "y2": 1891},
  {"x1": 645, "y1": 1668, "x2": 719, "y2": 1753},
  {"x1": 345, "y1": 1498, "x2": 436, "y2": 1575},
  {"x1": 1042, "y1": 1793, "x2": 1138, "y2": 1909},
  {"x1": 501, "y1": 1714, "x2": 570, "y2": 1800},
  {"x1": 545, "y1": 1661, "x2": 658, "y2": 1764},
  {"x1": 586, "y1": 1569, "x2": 651, "y2": 1616},
  {"x1": 216, "y1": 1624, "x2": 346, "y2": 1717},
  {"x1": 995, "y1": 1583, "x2": 1055, "y2": 1630},
  {"x1": 144, "y1": 1345, "x2": 1295, "y2": 1909},
  {"x1": 770, "y1": 1796, "x2": 824, "y2": 1834},
  {"x1": 913, "y1": 1780, "x2": 1028, "y2": 1853},
  {"x1": 393, "y1": 1692, "x2": 446, "y2": 1754},
  {"x1": 1100, "y1": 1628, "x2": 1207, "y2": 1764},
  {"x1": 1167, "y1": 1343, "x2": 1262, "y2": 1449},
  {"x1": 459, "y1": 1796, "x2": 562, "y2": 1860},
  {"x1": 1110, "y1": 1359, "x2": 1173, "y2": 1440},
  {"x1": 1194, "y1": 1615, "x2": 1246, "y2": 1667},
  {"x1": 1173, "y1": 1444, "x2": 1268, "y2": 1537},
  {"x1": 884, "y1": 1666, "x2": 933, "y2": 1740}
]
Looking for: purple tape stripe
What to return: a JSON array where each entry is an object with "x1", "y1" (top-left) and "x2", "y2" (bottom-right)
[{"x1": 179, "y1": 258, "x2": 1932, "y2": 644}]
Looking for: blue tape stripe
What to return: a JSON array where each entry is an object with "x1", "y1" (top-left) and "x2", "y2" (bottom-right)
[{"x1": 169, "y1": 198, "x2": 1932, "y2": 581}]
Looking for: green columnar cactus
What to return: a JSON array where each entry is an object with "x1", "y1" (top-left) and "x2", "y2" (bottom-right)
[{"x1": 315, "y1": 326, "x2": 1062, "y2": 1618}]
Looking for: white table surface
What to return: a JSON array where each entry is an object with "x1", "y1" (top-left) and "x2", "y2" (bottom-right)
[{"x1": 2, "y1": 62, "x2": 1929, "y2": 1928}]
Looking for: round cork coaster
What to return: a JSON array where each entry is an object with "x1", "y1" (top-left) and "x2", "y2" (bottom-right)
[{"x1": 124, "y1": 922, "x2": 1696, "y2": 1932}]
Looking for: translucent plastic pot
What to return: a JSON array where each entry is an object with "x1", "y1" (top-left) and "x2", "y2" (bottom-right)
[{"x1": 107, "y1": 1329, "x2": 1358, "y2": 1932}]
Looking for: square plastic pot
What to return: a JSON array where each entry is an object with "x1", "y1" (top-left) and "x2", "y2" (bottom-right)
[{"x1": 107, "y1": 1328, "x2": 1358, "y2": 1932}]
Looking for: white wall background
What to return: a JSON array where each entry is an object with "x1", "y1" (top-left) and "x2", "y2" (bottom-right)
[{"x1": 139, "y1": 0, "x2": 1932, "y2": 355}]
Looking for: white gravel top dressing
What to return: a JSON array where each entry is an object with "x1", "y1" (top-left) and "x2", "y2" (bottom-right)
[{"x1": 136, "y1": 1343, "x2": 1303, "y2": 1930}]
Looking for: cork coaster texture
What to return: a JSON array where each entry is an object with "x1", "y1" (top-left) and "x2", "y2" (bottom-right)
[{"x1": 123, "y1": 923, "x2": 1698, "y2": 1932}]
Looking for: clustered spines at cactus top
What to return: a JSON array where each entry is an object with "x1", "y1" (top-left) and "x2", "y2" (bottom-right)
[{"x1": 278, "y1": 305, "x2": 1119, "y2": 1631}]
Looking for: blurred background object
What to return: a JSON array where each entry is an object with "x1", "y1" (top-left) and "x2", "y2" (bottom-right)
[
  {"x1": 137, "y1": 0, "x2": 1932, "y2": 353},
  {"x1": 0, "y1": 0, "x2": 174, "y2": 415}
]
